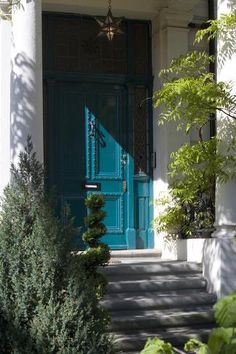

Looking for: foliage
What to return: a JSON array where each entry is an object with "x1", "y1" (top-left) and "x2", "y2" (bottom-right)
[
  {"x1": 0, "y1": 138, "x2": 113, "y2": 353},
  {"x1": 140, "y1": 337, "x2": 174, "y2": 354},
  {"x1": 207, "y1": 292, "x2": 236, "y2": 354},
  {"x1": 153, "y1": 137, "x2": 236, "y2": 237},
  {"x1": 82, "y1": 193, "x2": 111, "y2": 298},
  {"x1": 141, "y1": 291, "x2": 236, "y2": 354},
  {"x1": 185, "y1": 339, "x2": 211, "y2": 354},
  {"x1": 169, "y1": 139, "x2": 236, "y2": 200},
  {"x1": 154, "y1": 51, "x2": 236, "y2": 133},
  {"x1": 196, "y1": 11, "x2": 236, "y2": 43},
  {"x1": 153, "y1": 9, "x2": 236, "y2": 238},
  {"x1": 154, "y1": 190, "x2": 188, "y2": 237},
  {"x1": 214, "y1": 290, "x2": 236, "y2": 328}
]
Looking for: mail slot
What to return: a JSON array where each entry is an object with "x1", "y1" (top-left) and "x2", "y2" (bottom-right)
[{"x1": 82, "y1": 182, "x2": 101, "y2": 191}]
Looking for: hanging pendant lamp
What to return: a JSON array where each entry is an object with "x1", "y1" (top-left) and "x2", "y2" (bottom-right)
[{"x1": 96, "y1": 0, "x2": 123, "y2": 41}]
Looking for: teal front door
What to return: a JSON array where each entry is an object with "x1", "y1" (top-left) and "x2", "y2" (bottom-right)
[
  {"x1": 47, "y1": 81, "x2": 132, "y2": 249},
  {"x1": 43, "y1": 13, "x2": 154, "y2": 250}
]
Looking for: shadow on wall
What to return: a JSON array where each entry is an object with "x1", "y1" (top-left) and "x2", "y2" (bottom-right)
[
  {"x1": 218, "y1": 0, "x2": 236, "y2": 69},
  {"x1": 203, "y1": 237, "x2": 236, "y2": 298},
  {"x1": 223, "y1": 0, "x2": 236, "y2": 11},
  {"x1": 10, "y1": 52, "x2": 37, "y2": 163}
]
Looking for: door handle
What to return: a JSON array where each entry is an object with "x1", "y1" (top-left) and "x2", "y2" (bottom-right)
[
  {"x1": 123, "y1": 180, "x2": 127, "y2": 193},
  {"x1": 89, "y1": 120, "x2": 96, "y2": 138}
]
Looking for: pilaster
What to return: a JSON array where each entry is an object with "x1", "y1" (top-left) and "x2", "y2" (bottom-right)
[
  {"x1": 11, "y1": 0, "x2": 43, "y2": 164},
  {"x1": 213, "y1": 0, "x2": 236, "y2": 239},
  {"x1": 0, "y1": 2, "x2": 11, "y2": 196},
  {"x1": 203, "y1": 0, "x2": 236, "y2": 298},
  {"x1": 152, "y1": 1, "x2": 199, "y2": 248}
]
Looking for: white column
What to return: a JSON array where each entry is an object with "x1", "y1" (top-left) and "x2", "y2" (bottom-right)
[
  {"x1": 11, "y1": 0, "x2": 43, "y2": 164},
  {"x1": 214, "y1": 0, "x2": 236, "y2": 239},
  {"x1": 0, "y1": 3, "x2": 11, "y2": 196},
  {"x1": 152, "y1": 0, "x2": 199, "y2": 249},
  {"x1": 203, "y1": 0, "x2": 236, "y2": 298}
]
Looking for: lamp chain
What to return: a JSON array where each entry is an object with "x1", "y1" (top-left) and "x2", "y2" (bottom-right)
[{"x1": 108, "y1": 0, "x2": 111, "y2": 10}]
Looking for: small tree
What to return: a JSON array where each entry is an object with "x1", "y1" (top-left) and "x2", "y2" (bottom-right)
[
  {"x1": 153, "y1": 12, "x2": 236, "y2": 237},
  {"x1": 0, "y1": 137, "x2": 113, "y2": 353}
]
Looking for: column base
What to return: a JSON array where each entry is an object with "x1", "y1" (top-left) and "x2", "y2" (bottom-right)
[
  {"x1": 203, "y1": 238, "x2": 236, "y2": 299},
  {"x1": 212, "y1": 224, "x2": 236, "y2": 238}
]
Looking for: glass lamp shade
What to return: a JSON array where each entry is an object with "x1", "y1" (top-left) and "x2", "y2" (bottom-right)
[{"x1": 96, "y1": 8, "x2": 123, "y2": 41}]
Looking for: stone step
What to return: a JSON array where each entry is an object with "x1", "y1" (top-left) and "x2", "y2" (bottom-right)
[
  {"x1": 103, "y1": 261, "x2": 202, "y2": 279},
  {"x1": 102, "y1": 290, "x2": 216, "y2": 311},
  {"x1": 112, "y1": 325, "x2": 213, "y2": 352},
  {"x1": 107, "y1": 275, "x2": 207, "y2": 293},
  {"x1": 110, "y1": 306, "x2": 214, "y2": 331},
  {"x1": 110, "y1": 249, "x2": 161, "y2": 258}
]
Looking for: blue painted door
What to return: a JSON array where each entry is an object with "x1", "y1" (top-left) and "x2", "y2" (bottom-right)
[{"x1": 48, "y1": 81, "x2": 132, "y2": 249}]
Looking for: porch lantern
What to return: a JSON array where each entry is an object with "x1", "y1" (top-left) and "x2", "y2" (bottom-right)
[{"x1": 95, "y1": 0, "x2": 123, "y2": 41}]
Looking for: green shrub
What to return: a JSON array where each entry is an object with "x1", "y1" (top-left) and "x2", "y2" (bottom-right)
[
  {"x1": 0, "y1": 138, "x2": 113, "y2": 354},
  {"x1": 82, "y1": 194, "x2": 111, "y2": 298}
]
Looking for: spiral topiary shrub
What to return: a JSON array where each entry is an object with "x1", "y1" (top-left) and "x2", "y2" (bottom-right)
[{"x1": 82, "y1": 194, "x2": 111, "y2": 297}]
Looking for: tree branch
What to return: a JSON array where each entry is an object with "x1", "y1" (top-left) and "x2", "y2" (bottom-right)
[
  {"x1": 217, "y1": 107, "x2": 236, "y2": 120},
  {"x1": 199, "y1": 121, "x2": 208, "y2": 142}
]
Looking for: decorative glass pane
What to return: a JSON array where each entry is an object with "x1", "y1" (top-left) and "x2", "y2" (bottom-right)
[
  {"x1": 133, "y1": 87, "x2": 149, "y2": 175},
  {"x1": 43, "y1": 15, "x2": 127, "y2": 74}
]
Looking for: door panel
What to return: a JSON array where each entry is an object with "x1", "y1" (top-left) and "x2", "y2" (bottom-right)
[{"x1": 48, "y1": 82, "x2": 128, "y2": 249}]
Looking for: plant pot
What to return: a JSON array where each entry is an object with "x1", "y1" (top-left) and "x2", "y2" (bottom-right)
[
  {"x1": 161, "y1": 237, "x2": 187, "y2": 261},
  {"x1": 161, "y1": 237, "x2": 211, "y2": 263}
]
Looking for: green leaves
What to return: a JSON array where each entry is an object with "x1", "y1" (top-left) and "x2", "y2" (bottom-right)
[
  {"x1": 214, "y1": 291, "x2": 236, "y2": 328},
  {"x1": 208, "y1": 328, "x2": 236, "y2": 354},
  {"x1": 141, "y1": 337, "x2": 174, "y2": 354},
  {"x1": 206, "y1": 290, "x2": 236, "y2": 354},
  {"x1": 185, "y1": 339, "x2": 211, "y2": 354},
  {"x1": 154, "y1": 51, "x2": 236, "y2": 132},
  {"x1": 195, "y1": 11, "x2": 236, "y2": 43}
]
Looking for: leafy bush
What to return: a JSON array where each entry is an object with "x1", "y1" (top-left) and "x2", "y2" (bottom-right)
[{"x1": 0, "y1": 138, "x2": 113, "y2": 354}]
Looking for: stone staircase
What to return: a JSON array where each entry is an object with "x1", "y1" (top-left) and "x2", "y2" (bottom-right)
[{"x1": 101, "y1": 252, "x2": 216, "y2": 353}]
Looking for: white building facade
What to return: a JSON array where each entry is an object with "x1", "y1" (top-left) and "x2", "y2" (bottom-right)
[{"x1": 0, "y1": 0, "x2": 236, "y2": 298}]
